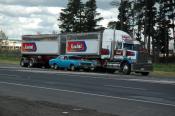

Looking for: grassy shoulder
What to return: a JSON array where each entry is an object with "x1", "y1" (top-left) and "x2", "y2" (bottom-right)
[
  {"x1": 0, "y1": 55, "x2": 20, "y2": 64},
  {"x1": 152, "y1": 64, "x2": 175, "y2": 77}
]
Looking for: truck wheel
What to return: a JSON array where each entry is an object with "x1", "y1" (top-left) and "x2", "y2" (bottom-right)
[
  {"x1": 70, "y1": 65, "x2": 75, "y2": 71},
  {"x1": 28, "y1": 60, "x2": 34, "y2": 68},
  {"x1": 141, "y1": 72, "x2": 149, "y2": 76},
  {"x1": 122, "y1": 63, "x2": 131, "y2": 75},
  {"x1": 20, "y1": 59, "x2": 26, "y2": 67}
]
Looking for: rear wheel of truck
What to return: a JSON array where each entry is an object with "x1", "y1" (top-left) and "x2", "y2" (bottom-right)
[
  {"x1": 122, "y1": 63, "x2": 131, "y2": 75},
  {"x1": 141, "y1": 72, "x2": 149, "y2": 76},
  {"x1": 70, "y1": 65, "x2": 75, "y2": 71},
  {"x1": 28, "y1": 59, "x2": 34, "y2": 68},
  {"x1": 20, "y1": 59, "x2": 26, "y2": 67}
]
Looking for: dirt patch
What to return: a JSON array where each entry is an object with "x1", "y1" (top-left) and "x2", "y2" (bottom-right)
[{"x1": 0, "y1": 96, "x2": 117, "y2": 116}]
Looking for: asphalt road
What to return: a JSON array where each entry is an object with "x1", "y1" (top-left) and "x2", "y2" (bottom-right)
[{"x1": 0, "y1": 64, "x2": 175, "y2": 116}]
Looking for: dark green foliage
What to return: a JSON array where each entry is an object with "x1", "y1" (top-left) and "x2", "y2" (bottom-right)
[
  {"x1": 84, "y1": 0, "x2": 103, "y2": 32},
  {"x1": 58, "y1": 0, "x2": 103, "y2": 33},
  {"x1": 109, "y1": 0, "x2": 175, "y2": 63}
]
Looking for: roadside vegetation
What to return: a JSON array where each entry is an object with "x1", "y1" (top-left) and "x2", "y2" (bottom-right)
[
  {"x1": 0, "y1": 50, "x2": 20, "y2": 64},
  {"x1": 0, "y1": 55, "x2": 20, "y2": 64}
]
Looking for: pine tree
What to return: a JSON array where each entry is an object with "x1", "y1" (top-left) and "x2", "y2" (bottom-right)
[
  {"x1": 84, "y1": 0, "x2": 103, "y2": 32},
  {"x1": 58, "y1": 0, "x2": 83, "y2": 33},
  {"x1": 156, "y1": 0, "x2": 173, "y2": 58},
  {"x1": 117, "y1": 0, "x2": 131, "y2": 33}
]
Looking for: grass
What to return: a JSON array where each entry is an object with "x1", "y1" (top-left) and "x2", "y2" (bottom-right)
[
  {"x1": 152, "y1": 64, "x2": 175, "y2": 77},
  {"x1": 153, "y1": 64, "x2": 175, "y2": 72},
  {"x1": 0, "y1": 55, "x2": 20, "y2": 64}
]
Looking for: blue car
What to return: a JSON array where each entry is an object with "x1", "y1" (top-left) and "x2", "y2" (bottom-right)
[{"x1": 49, "y1": 55, "x2": 95, "y2": 71}]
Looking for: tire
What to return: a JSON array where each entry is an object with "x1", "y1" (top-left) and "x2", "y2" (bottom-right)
[
  {"x1": 141, "y1": 72, "x2": 149, "y2": 76},
  {"x1": 70, "y1": 65, "x2": 75, "y2": 71},
  {"x1": 122, "y1": 63, "x2": 131, "y2": 75},
  {"x1": 28, "y1": 59, "x2": 34, "y2": 68},
  {"x1": 20, "y1": 59, "x2": 26, "y2": 67},
  {"x1": 50, "y1": 64, "x2": 54, "y2": 69},
  {"x1": 90, "y1": 67, "x2": 95, "y2": 72},
  {"x1": 54, "y1": 64, "x2": 59, "y2": 70}
]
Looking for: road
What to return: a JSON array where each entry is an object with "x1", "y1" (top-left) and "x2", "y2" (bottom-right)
[{"x1": 0, "y1": 64, "x2": 175, "y2": 116}]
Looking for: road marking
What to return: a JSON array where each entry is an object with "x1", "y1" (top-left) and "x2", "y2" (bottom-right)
[
  {"x1": 104, "y1": 85, "x2": 147, "y2": 91},
  {"x1": 128, "y1": 79, "x2": 175, "y2": 85},
  {"x1": 0, "y1": 81, "x2": 175, "y2": 107},
  {"x1": 0, "y1": 74, "x2": 19, "y2": 78}
]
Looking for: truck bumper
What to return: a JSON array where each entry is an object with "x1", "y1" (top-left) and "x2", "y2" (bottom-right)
[{"x1": 132, "y1": 63, "x2": 153, "y2": 72}]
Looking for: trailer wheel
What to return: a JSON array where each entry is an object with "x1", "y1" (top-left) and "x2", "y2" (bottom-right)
[
  {"x1": 28, "y1": 59, "x2": 34, "y2": 68},
  {"x1": 141, "y1": 72, "x2": 149, "y2": 76},
  {"x1": 122, "y1": 63, "x2": 131, "y2": 75},
  {"x1": 20, "y1": 59, "x2": 26, "y2": 67},
  {"x1": 70, "y1": 65, "x2": 75, "y2": 71}
]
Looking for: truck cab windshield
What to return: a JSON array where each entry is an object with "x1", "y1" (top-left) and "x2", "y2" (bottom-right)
[{"x1": 123, "y1": 43, "x2": 141, "y2": 51}]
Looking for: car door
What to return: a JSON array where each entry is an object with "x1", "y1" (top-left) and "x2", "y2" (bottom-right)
[{"x1": 58, "y1": 55, "x2": 65, "y2": 68}]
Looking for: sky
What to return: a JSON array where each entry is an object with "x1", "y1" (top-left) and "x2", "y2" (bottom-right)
[{"x1": 0, "y1": 0, "x2": 119, "y2": 40}]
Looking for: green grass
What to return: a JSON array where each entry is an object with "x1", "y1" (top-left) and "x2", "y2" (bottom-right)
[
  {"x1": 153, "y1": 64, "x2": 175, "y2": 72},
  {"x1": 0, "y1": 55, "x2": 20, "y2": 64}
]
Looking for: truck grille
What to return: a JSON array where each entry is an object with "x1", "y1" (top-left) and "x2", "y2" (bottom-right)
[{"x1": 137, "y1": 52, "x2": 151, "y2": 63}]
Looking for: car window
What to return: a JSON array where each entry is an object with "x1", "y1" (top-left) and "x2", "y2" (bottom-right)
[
  {"x1": 59, "y1": 56, "x2": 65, "y2": 60},
  {"x1": 123, "y1": 43, "x2": 133, "y2": 50},
  {"x1": 69, "y1": 56, "x2": 81, "y2": 60}
]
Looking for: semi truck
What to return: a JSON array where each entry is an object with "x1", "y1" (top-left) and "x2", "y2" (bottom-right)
[{"x1": 20, "y1": 29, "x2": 153, "y2": 75}]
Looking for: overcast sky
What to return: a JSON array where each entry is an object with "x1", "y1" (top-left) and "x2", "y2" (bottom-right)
[{"x1": 0, "y1": 0, "x2": 119, "y2": 39}]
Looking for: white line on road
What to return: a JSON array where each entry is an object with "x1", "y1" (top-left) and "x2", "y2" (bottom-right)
[
  {"x1": 0, "y1": 74, "x2": 19, "y2": 78},
  {"x1": 0, "y1": 81, "x2": 175, "y2": 107},
  {"x1": 104, "y1": 85, "x2": 147, "y2": 91}
]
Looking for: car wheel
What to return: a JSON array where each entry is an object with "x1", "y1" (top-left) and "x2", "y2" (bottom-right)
[
  {"x1": 50, "y1": 64, "x2": 54, "y2": 69},
  {"x1": 54, "y1": 64, "x2": 59, "y2": 70},
  {"x1": 122, "y1": 63, "x2": 131, "y2": 75},
  {"x1": 141, "y1": 72, "x2": 149, "y2": 76},
  {"x1": 90, "y1": 67, "x2": 95, "y2": 71},
  {"x1": 70, "y1": 65, "x2": 75, "y2": 71}
]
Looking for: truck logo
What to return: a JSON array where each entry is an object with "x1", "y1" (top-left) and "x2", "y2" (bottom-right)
[
  {"x1": 22, "y1": 43, "x2": 37, "y2": 52},
  {"x1": 67, "y1": 41, "x2": 87, "y2": 52}
]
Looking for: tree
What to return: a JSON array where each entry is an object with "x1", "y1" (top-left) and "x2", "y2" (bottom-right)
[
  {"x1": 58, "y1": 0, "x2": 83, "y2": 33},
  {"x1": 58, "y1": 0, "x2": 103, "y2": 33},
  {"x1": 108, "y1": 0, "x2": 131, "y2": 33},
  {"x1": 84, "y1": 0, "x2": 103, "y2": 32}
]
